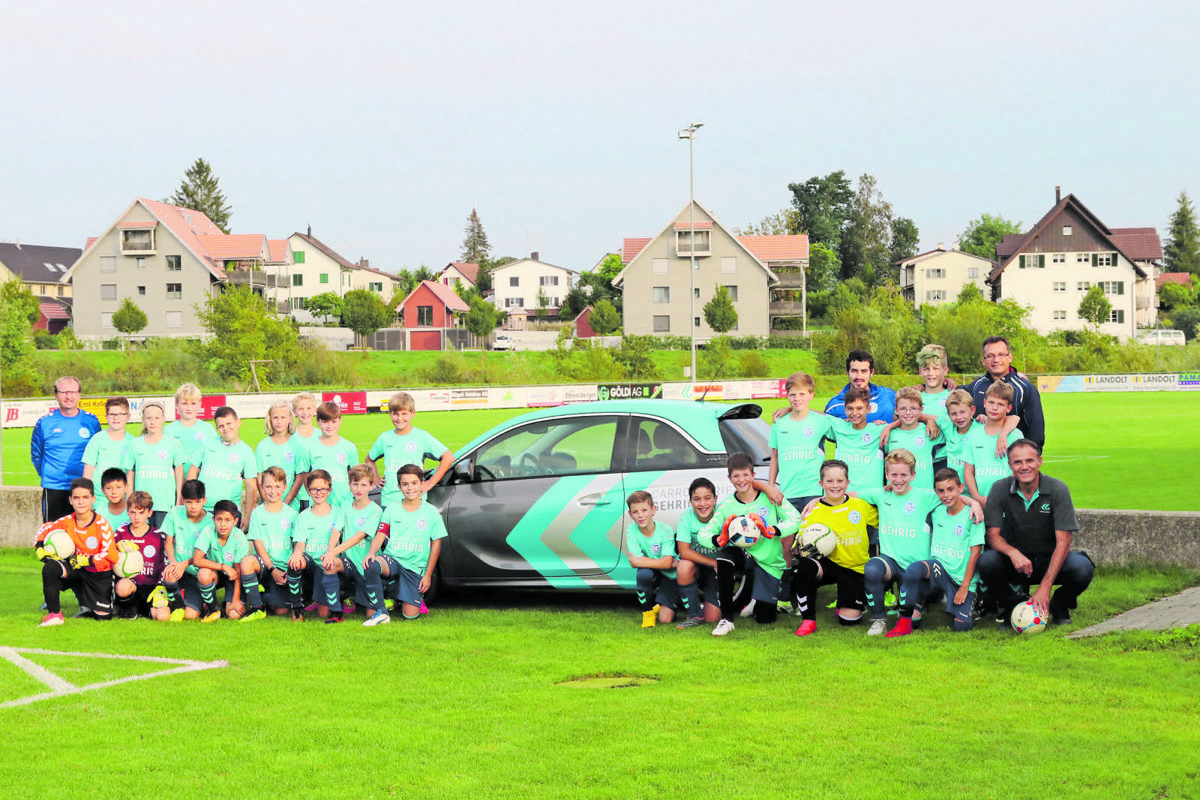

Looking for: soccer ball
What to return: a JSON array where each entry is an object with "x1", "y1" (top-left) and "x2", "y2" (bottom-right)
[
  {"x1": 42, "y1": 529, "x2": 76, "y2": 560},
  {"x1": 796, "y1": 523, "x2": 837, "y2": 558},
  {"x1": 722, "y1": 514, "x2": 765, "y2": 549},
  {"x1": 1010, "y1": 600, "x2": 1048, "y2": 634},
  {"x1": 116, "y1": 548, "x2": 144, "y2": 580}
]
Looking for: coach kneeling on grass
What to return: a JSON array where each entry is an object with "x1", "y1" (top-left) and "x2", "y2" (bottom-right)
[{"x1": 977, "y1": 439, "x2": 1094, "y2": 628}]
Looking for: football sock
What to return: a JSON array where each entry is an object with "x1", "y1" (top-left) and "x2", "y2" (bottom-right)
[
  {"x1": 680, "y1": 581, "x2": 702, "y2": 617},
  {"x1": 164, "y1": 580, "x2": 184, "y2": 612},
  {"x1": 320, "y1": 571, "x2": 342, "y2": 611},
  {"x1": 242, "y1": 571, "x2": 264, "y2": 609},
  {"x1": 792, "y1": 557, "x2": 820, "y2": 621},
  {"x1": 198, "y1": 580, "x2": 216, "y2": 608},
  {"x1": 863, "y1": 557, "x2": 889, "y2": 619}
]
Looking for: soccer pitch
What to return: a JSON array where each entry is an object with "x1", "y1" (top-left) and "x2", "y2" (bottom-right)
[
  {"x1": 4, "y1": 391, "x2": 1194, "y2": 510},
  {"x1": 0, "y1": 551, "x2": 1196, "y2": 800}
]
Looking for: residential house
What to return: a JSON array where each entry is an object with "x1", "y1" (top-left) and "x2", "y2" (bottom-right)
[
  {"x1": 438, "y1": 262, "x2": 479, "y2": 290},
  {"x1": 990, "y1": 191, "x2": 1162, "y2": 338},
  {"x1": 491, "y1": 253, "x2": 577, "y2": 328},
  {"x1": 284, "y1": 231, "x2": 398, "y2": 320},
  {"x1": 573, "y1": 305, "x2": 596, "y2": 338},
  {"x1": 348, "y1": 258, "x2": 401, "y2": 301},
  {"x1": 65, "y1": 198, "x2": 284, "y2": 339},
  {"x1": 614, "y1": 201, "x2": 809, "y2": 338},
  {"x1": 898, "y1": 244, "x2": 994, "y2": 308},
  {"x1": 396, "y1": 279, "x2": 469, "y2": 350},
  {"x1": 0, "y1": 241, "x2": 80, "y2": 333}
]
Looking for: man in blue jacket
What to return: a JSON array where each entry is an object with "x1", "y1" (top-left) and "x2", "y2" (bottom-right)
[
  {"x1": 824, "y1": 350, "x2": 896, "y2": 424},
  {"x1": 965, "y1": 336, "x2": 1045, "y2": 447},
  {"x1": 31, "y1": 376, "x2": 100, "y2": 522}
]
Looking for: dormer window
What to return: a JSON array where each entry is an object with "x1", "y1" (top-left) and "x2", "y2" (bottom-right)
[
  {"x1": 676, "y1": 229, "x2": 710, "y2": 256},
  {"x1": 119, "y1": 222, "x2": 157, "y2": 253}
]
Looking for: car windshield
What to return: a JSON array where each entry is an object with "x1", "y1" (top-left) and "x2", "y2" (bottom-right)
[{"x1": 719, "y1": 416, "x2": 771, "y2": 464}]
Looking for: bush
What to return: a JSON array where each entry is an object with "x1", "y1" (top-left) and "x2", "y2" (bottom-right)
[
  {"x1": 614, "y1": 336, "x2": 660, "y2": 380},
  {"x1": 1167, "y1": 307, "x2": 1200, "y2": 341},
  {"x1": 420, "y1": 353, "x2": 470, "y2": 385},
  {"x1": 33, "y1": 330, "x2": 58, "y2": 350},
  {"x1": 738, "y1": 349, "x2": 771, "y2": 377},
  {"x1": 725, "y1": 335, "x2": 766, "y2": 351}
]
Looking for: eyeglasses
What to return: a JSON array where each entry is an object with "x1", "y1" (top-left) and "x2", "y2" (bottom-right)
[
  {"x1": 309, "y1": 486, "x2": 332, "y2": 494},
  {"x1": 983, "y1": 353, "x2": 1011, "y2": 360}
]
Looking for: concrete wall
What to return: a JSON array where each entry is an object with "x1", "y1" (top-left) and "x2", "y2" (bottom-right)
[{"x1": 2, "y1": 483, "x2": 1198, "y2": 568}]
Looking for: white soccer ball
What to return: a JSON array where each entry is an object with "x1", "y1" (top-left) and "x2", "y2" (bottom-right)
[
  {"x1": 116, "y1": 548, "x2": 144, "y2": 580},
  {"x1": 42, "y1": 529, "x2": 76, "y2": 560},
  {"x1": 725, "y1": 515, "x2": 762, "y2": 549},
  {"x1": 798, "y1": 523, "x2": 837, "y2": 557},
  {"x1": 1010, "y1": 600, "x2": 1048, "y2": 634}
]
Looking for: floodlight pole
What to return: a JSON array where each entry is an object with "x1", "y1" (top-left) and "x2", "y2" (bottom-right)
[{"x1": 678, "y1": 122, "x2": 703, "y2": 387}]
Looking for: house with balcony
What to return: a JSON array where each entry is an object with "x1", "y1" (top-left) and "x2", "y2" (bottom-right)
[
  {"x1": 614, "y1": 201, "x2": 808, "y2": 338},
  {"x1": 989, "y1": 191, "x2": 1162, "y2": 338},
  {"x1": 65, "y1": 198, "x2": 288, "y2": 339},
  {"x1": 898, "y1": 244, "x2": 994, "y2": 308}
]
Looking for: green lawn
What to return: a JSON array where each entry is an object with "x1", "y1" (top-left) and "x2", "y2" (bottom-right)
[
  {"x1": 5, "y1": 391, "x2": 1197, "y2": 511},
  {"x1": 0, "y1": 550, "x2": 1196, "y2": 799}
]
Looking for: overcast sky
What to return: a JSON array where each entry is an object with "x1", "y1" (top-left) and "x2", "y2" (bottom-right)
[{"x1": 2, "y1": 1, "x2": 1197, "y2": 275}]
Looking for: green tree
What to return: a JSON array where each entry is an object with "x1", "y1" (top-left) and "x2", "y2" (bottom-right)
[
  {"x1": 889, "y1": 217, "x2": 920, "y2": 265},
  {"x1": 1164, "y1": 190, "x2": 1200, "y2": 274},
  {"x1": 839, "y1": 173, "x2": 894, "y2": 286},
  {"x1": 535, "y1": 287, "x2": 549, "y2": 319},
  {"x1": 340, "y1": 289, "x2": 393, "y2": 348},
  {"x1": 734, "y1": 209, "x2": 799, "y2": 236},
  {"x1": 956, "y1": 282, "x2": 986, "y2": 304},
  {"x1": 1078, "y1": 285, "x2": 1112, "y2": 329},
  {"x1": 588, "y1": 299, "x2": 620, "y2": 335},
  {"x1": 306, "y1": 291, "x2": 343, "y2": 323},
  {"x1": 595, "y1": 253, "x2": 624, "y2": 282},
  {"x1": 195, "y1": 285, "x2": 300, "y2": 383},
  {"x1": 958, "y1": 213, "x2": 1022, "y2": 259},
  {"x1": 460, "y1": 208, "x2": 493, "y2": 293},
  {"x1": 806, "y1": 241, "x2": 840, "y2": 293},
  {"x1": 703, "y1": 284, "x2": 738, "y2": 333},
  {"x1": 1158, "y1": 277, "x2": 1198, "y2": 311},
  {"x1": 168, "y1": 158, "x2": 232, "y2": 233},
  {"x1": 111, "y1": 297, "x2": 148, "y2": 348},
  {"x1": 0, "y1": 279, "x2": 40, "y2": 394},
  {"x1": 788, "y1": 171, "x2": 854, "y2": 250},
  {"x1": 463, "y1": 295, "x2": 502, "y2": 342}
]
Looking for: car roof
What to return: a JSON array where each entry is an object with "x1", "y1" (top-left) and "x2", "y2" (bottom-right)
[{"x1": 455, "y1": 399, "x2": 760, "y2": 456}]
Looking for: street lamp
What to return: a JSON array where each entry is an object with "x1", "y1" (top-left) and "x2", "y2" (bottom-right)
[{"x1": 678, "y1": 122, "x2": 703, "y2": 388}]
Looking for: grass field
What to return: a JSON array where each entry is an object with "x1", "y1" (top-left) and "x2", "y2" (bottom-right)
[
  {"x1": 0, "y1": 549, "x2": 1197, "y2": 799},
  {"x1": 3, "y1": 392, "x2": 1197, "y2": 511}
]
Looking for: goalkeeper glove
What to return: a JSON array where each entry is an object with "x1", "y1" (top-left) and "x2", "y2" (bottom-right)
[{"x1": 70, "y1": 553, "x2": 90, "y2": 569}]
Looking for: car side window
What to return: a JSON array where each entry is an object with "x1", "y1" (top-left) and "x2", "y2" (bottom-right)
[
  {"x1": 630, "y1": 419, "x2": 702, "y2": 471},
  {"x1": 472, "y1": 416, "x2": 619, "y2": 481}
]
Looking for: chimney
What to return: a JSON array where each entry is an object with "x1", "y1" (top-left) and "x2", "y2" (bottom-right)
[
  {"x1": 307, "y1": 225, "x2": 312, "y2": 237},
  {"x1": 1055, "y1": 186, "x2": 1061, "y2": 203},
  {"x1": 531, "y1": 251, "x2": 539, "y2": 262},
  {"x1": 937, "y1": 242, "x2": 945, "y2": 251}
]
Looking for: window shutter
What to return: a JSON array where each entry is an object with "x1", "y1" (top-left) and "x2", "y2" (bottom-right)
[
  {"x1": 1019, "y1": 255, "x2": 1025, "y2": 269},
  {"x1": 1118, "y1": 281, "x2": 1124, "y2": 295},
  {"x1": 1038, "y1": 254, "x2": 1044, "y2": 268}
]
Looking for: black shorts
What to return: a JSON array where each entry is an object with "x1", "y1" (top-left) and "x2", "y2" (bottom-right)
[{"x1": 818, "y1": 558, "x2": 867, "y2": 611}]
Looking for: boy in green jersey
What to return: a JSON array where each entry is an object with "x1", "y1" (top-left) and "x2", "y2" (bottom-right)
[
  {"x1": 369, "y1": 392, "x2": 454, "y2": 508},
  {"x1": 887, "y1": 468, "x2": 984, "y2": 637},
  {"x1": 624, "y1": 490, "x2": 686, "y2": 628},
  {"x1": 361, "y1": 465, "x2": 447, "y2": 625},
  {"x1": 768, "y1": 371, "x2": 833, "y2": 509},
  {"x1": 162, "y1": 479, "x2": 216, "y2": 622},
  {"x1": 165, "y1": 383, "x2": 218, "y2": 478},
  {"x1": 131, "y1": 401, "x2": 185, "y2": 528},
  {"x1": 702, "y1": 453, "x2": 801, "y2": 636},
  {"x1": 81, "y1": 396, "x2": 134, "y2": 488},
  {"x1": 192, "y1": 499, "x2": 249, "y2": 621},
  {"x1": 308, "y1": 401, "x2": 360, "y2": 508},
  {"x1": 674, "y1": 477, "x2": 722, "y2": 627},
  {"x1": 883, "y1": 387, "x2": 942, "y2": 492},
  {"x1": 964, "y1": 382, "x2": 1023, "y2": 508},
  {"x1": 95, "y1": 468, "x2": 130, "y2": 531},
  {"x1": 914, "y1": 344, "x2": 952, "y2": 414},
  {"x1": 255, "y1": 400, "x2": 311, "y2": 510},
  {"x1": 288, "y1": 469, "x2": 343, "y2": 622},
  {"x1": 241, "y1": 466, "x2": 302, "y2": 620},
  {"x1": 827, "y1": 386, "x2": 886, "y2": 491},
  {"x1": 325, "y1": 464, "x2": 382, "y2": 615},
  {"x1": 291, "y1": 393, "x2": 320, "y2": 509},
  {"x1": 189, "y1": 406, "x2": 258, "y2": 528}
]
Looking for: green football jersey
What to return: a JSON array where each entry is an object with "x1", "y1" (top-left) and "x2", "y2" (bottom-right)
[
  {"x1": 858, "y1": 486, "x2": 940, "y2": 569},
  {"x1": 195, "y1": 439, "x2": 257, "y2": 512},
  {"x1": 368, "y1": 427, "x2": 448, "y2": 507},
  {"x1": 82, "y1": 431, "x2": 134, "y2": 476},
  {"x1": 625, "y1": 520, "x2": 677, "y2": 579},
  {"x1": 165, "y1": 419, "x2": 219, "y2": 476},
  {"x1": 132, "y1": 436, "x2": 185, "y2": 513},
  {"x1": 255, "y1": 434, "x2": 312, "y2": 510},
  {"x1": 306, "y1": 437, "x2": 360, "y2": 508},
  {"x1": 885, "y1": 426, "x2": 941, "y2": 491},
  {"x1": 379, "y1": 501, "x2": 447, "y2": 575},
  {"x1": 295, "y1": 506, "x2": 340, "y2": 559},
  {"x1": 247, "y1": 504, "x2": 300, "y2": 565},
  {"x1": 195, "y1": 526, "x2": 251, "y2": 568},
  {"x1": 929, "y1": 504, "x2": 985, "y2": 591},
  {"x1": 699, "y1": 490, "x2": 801, "y2": 579},
  {"x1": 769, "y1": 411, "x2": 833, "y2": 499},
  {"x1": 162, "y1": 505, "x2": 215, "y2": 577},
  {"x1": 674, "y1": 508, "x2": 718, "y2": 558},
  {"x1": 963, "y1": 425, "x2": 1022, "y2": 500},
  {"x1": 828, "y1": 418, "x2": 885, "y2": 491},
  {"x1": 337, "y1": 501, "x2": 383, "y2": 566}
]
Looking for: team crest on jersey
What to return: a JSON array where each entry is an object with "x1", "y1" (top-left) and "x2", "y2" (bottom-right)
[
  {"x1": 229, "y1": 453, "x2": 241, "y2": 464},
  {"x1": 337, "y1": 453, "x2": 348, "y2": 464},
  {"x1": 804, "y1": 426, "x2": 813, "y2": 438},
  {"x1": 78, "y1": 429, "x2": 90, "y2": 439},
  {"x1": 407, "y1": 442, "x2": 417, "y2": 452},
  {"x1": 757, "y1": 507, "x2": 769, "y2": 517},
  {"x1": 284, "y1": 452, "x2": 294, "y2": 462},
  {"x1": 157, "y1": 449, "x2": 168, "y2": 459},
  {"x1": 915, "y1": 435, "x2": 926, "y2": 447},
  {"x1": 356, "y1": 515, "x2": 367, "y2": 527},
  {"x1": 194, "y1": 432, "x2": 204, "y2": 441},
  {"x1": 954, "y1": 525, "x2": 964, "y2": 537},
  {"x1": 904, "y1": 501, "x2": 915, "y2": 514},
  {"x1": 650, "y1": 543, "x2": 661, "y2": 555},
  {"x1": 143, "y1": 544, "x2": 157, "y2": 557},
  {"x1": 417, "y1": 518, "x2": 428, "y2": 531},
  {"x1": 862, "y1": 433, "x2": 872, "y2": 443},
  {"x1": 85, "y1": 536, "x2": 98, "y2": 549},
  {"x1": 281, "y1": 519, "x2": 292, "y2": 530},
  {"x1": 849, "y1": 510, "x2": 861, "y2": 524}
]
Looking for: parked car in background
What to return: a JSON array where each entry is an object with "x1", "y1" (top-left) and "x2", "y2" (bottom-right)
[
  {"x1": 1136, "y1": 329, "x2": 1186, "y2": 346},
  {"x1": 425, "y1": 400, "x2": 771, "y2": 593},
  {"x1": 492, "y1": 334, "x2": 515, "y2": 351}
]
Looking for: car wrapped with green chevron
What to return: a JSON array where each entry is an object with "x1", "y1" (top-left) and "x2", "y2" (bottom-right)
[{"x1": 425, "y1": 400, "x2": 771, "y2": 592}]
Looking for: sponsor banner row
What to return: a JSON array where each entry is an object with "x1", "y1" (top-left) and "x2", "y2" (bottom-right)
[{"x1": 3, "y1": 374, "x2": 1193, "y2": 427}]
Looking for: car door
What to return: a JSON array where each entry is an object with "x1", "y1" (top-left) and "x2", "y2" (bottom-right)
[{"x1": 436, "y1": 413, "x2": 627, "y2": 589}]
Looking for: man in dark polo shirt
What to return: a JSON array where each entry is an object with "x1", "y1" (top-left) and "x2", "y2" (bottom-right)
[{"x1": 977, "y1": 439, "x2": 1094, "y2": 626}]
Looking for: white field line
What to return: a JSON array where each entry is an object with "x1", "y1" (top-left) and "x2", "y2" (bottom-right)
[{"x1": 0, "y1": 647, "x2": 228, "y2": 709}]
